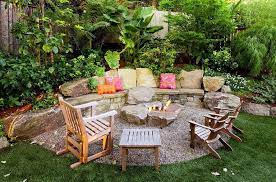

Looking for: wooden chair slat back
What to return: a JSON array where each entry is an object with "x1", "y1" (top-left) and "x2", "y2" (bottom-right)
[
  {"x1": 207, "y1": 113, "x2": 230, "y2": 140},
  {"x1": 59, "y1": 98, "x2": 86, "y2": 137},
  {"x1": 232, "y1": 104, "x2": 242, "y2": 118}
]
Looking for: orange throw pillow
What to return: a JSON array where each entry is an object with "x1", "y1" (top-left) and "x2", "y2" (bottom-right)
[{"x1": 97, "y1": 85, "x2": 116, "y2": 95}]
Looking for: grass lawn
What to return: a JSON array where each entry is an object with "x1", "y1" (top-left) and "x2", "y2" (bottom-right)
[{"x1": 0, "y1": 113, "x2": 275, "y2": 182}]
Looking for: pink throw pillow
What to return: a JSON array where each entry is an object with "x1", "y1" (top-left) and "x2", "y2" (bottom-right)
[
  {"x1": 105, "y1": 76, "x2": 124, "y2": 91},
  {"x1": 160, "y1": 73, "x2": 176, "y2": 89}
]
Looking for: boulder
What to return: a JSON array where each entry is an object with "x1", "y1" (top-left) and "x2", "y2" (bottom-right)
[
  {"x1": 154, "y1": 75, "x2": 160, "y2": 88},
  {"x1": 127, "y1": 87, "x2": 155, "y2": 104},
  {"x1": 105, "y1": 69, "x2": 119, "y2": 77},
  {"x1": 178, "y1": 70, "x2": 203, "y2": 89},
  {"x1": 242, "y1": 102, "x2": 271, "y2": 116},
  {"x1": 203, "y1": 76, "x2": 225, "y2": 92},
  {"x1": 271, "y1": 107, "x2": 276, "y2": 117},
  {"x1": 0, "y1": 137, "x2": 10, "y2": 150},
  {"x1": 60, "y1": 78, "x2": 91, "y2": 97},
  {"x1": 204, "y1": 92, "x2": 241, "y2": 110},
  {"x1": 136, "y1": 68, "x2": 158, "y2": 87},
  {"x1": 118, "y1": 69, "x2": 137, "y2": 89},
  {"x1": 121, "y1": 105, "x2": 148, "y2": 124},
  {"x1": 147, "y1": 103, "x2": 183, "y2": 128},
  {"x1": 221, "y1": 85, "x2": 232, "y2": 93},
  {"x1": 176, "y1": 78, "x2": 181, "y2": 89},
  {"x1": 3, "y1": 107, "x2": 65, "y2": 140}
]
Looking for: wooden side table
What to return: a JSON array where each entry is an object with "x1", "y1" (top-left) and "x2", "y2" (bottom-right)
[{"x1": 119, "y1": 129, "x2": 161, "y2": 171}]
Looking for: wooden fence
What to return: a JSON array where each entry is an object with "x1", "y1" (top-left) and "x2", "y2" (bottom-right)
[
  {"x1": 0, "y1": 1, "x2": 36, "y2": 54},
  {"x1": 0, "y1": 1, "x2": 18, "y2": 53}
]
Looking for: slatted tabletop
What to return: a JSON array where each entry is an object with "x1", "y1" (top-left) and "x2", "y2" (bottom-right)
[{"x1": 119, "y1": 129, "x2": 161, "y2": 147}]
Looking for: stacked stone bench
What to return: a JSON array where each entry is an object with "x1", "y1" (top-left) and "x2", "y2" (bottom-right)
[{"x1": 65, "y1": 88, "x2": 205, "y2": 113}]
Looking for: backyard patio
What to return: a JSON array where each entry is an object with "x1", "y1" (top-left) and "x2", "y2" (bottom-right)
[
  {"x1": 0, "y1": 0, "x2": 275, "y2": 181},
  {"x1": 0, "y1": 113, "x2": 275, "y2": 181}
]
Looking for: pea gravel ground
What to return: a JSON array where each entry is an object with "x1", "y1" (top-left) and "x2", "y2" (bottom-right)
[{"x1": 32, "y1": 106, "x2": 227, "y2": 166}]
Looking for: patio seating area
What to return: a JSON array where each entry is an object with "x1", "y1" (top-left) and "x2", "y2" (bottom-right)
[
  {"x1": 0, "y1": 0, "x2": 275, "y2": 181},
  {"x1": 31, "y1": 101, "x2": 239, "y2": 168},
  {"x1": 0, "y1": 113, "x2": 275, "y2": 181}
]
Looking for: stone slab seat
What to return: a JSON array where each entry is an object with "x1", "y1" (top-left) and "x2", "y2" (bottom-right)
[
  {"x1": 66, "y1": 91, "x2": 128, "y2": 106},
  {"x1": 66, "y1": 88, "x2": 204, "y2": 105},
  {"x1": 153, "y1": 88, "x2": 204, "y2": 96},
  {"x1": 65, "y1": 89, "x2": 205, "y2": 104}
]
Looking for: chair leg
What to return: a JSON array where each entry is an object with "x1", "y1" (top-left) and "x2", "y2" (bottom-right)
[
  {"x1": 102, "y1": 136, "x2": 107, "y2": 150},
  {"x1": 219, "y1": 138, "x2": 233, "y2": 151},
  {"x1": 121, "y1": 147, "x2": 127, "y2": 171},
  {"x1": 155, "y1": 147, "x2": 160, "y2": 171},
  {"x1": 190, "y1": 124, "x2": 196, "y2": 149},
  {"x1": 57, "y1": 135, "x2": 69, "y2": 155},
  {"x1": 82, "y1": 142, "x2": 88, "y2": 163},
  {"x1": 56, "y1": 148, "x2": 69, "y2": 155},
  {"x1": 233, "y1": 125, "x2": 243, "y2": 134},
  {"x1": 222, "y1": 128, "x2": 242, "y2": 142},
  {"x1": 205, "y1": 143, "x2": 221, "y2": 159},
  {"x1": 190, "y1": 132, "x2": 195, "y2": 149},
  {"x1": 70, "y1": 162, "x2": 82, "y2": 169},
  {"x1": 108, "y1": 132, "x2": 113, "y2": 152}
]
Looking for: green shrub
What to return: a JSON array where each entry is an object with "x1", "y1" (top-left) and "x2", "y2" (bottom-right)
[
  {"x1": 32, "y1": 92, "x2": 58, "y2": 110},
  {"x1": 233, "y1": 0, "x2": 276, "y2": 29},
  {"x1": 159, "y1": 0, "x2": 183, "y2": 11},
  {"x1": 0, "y1": 52, "x2": 104, "y2": 108},
  {"x1": 88, "y1": 77, "x2": 99, "y2": 90},
  {"x1": 11, "y1": 0, "x2": 128, "y2": 62},
  {"x1": 182, "y1": 64, "x2": 200, "y2": 72},
  {"x1": 232, "y1": 25, "x2": 276, "y2": 77},
  {"x1": 167, "y1": 0, "x2": 235, "y2": 64},
  {"x1": 0, "y1": 54, "x2": 52, "y2": 107},
  {"x1": 134, "y1": 40, "x2": 177, "y2": 75},
  {"x1": 205, "y1": 48, "x2": 238, "y2": 73},
  {"x1": 52, "y1": 52, "x2": 104, "y2": 83},
  {"x1": 249, "y1": 77, "x2": 276, "y2": 104}
]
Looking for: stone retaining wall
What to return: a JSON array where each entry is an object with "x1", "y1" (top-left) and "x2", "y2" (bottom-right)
[
  {"x1": 152, "y1": 88, "x2": 204, "y2": 107},
  {"x1": 242, "y1": 102, "x2": 276, "y2": 117},
  {"x1": 66, "y1": 88, "x2": 205, "y2": 113},
  {"x1": 66, "y1": 91, "x2": 128, "y2": 113}
]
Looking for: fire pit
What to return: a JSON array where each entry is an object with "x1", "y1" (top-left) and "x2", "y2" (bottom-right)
[{"x1": 121, "y1": 100, "x2": 183, "y2": 128}]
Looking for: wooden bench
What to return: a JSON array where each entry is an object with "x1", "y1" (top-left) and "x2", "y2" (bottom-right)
[{"x1": 119, "y1": 129, "x2": 161, "y2": 171}]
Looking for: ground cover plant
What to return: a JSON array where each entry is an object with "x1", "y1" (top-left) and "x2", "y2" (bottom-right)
[{"x1": 0, "y1": 113, "x2": 275, "y2": 181}]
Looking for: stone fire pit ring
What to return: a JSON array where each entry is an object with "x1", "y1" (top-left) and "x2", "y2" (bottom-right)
[{"x1": 121, "y1": 101, "x2": 183, "y2": 128}]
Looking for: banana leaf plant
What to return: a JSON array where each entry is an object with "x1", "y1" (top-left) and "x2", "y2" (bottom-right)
[{"x1": 119, "y1": 7, "x2": 163, "y2": 63}]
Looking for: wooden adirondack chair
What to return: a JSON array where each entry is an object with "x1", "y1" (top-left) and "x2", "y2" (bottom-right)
[
  {"x1": 189, "y1": 113, "x2": 232, "y2": 159},
  {"x1": 206, "y1": 104, "x2": 243, "y2": 142},
  {"x1": 57, "y1": 97, "x2": 117, "y2": 168}
]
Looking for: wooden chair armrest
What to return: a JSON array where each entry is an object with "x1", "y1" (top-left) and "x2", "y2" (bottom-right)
[
  {"x1": 204, "y1": 115, "x2": 218, "y2": 120},
  {"x1": 214, "y1": 107, "x2": 234, "y2": 112},
  {"x1": 74, "y1": 101, "x2": 98, "y2": 109},
  {"x1": 208, "y1": 113, "x2": 224, "y2": 117},
  {"x1": 84, "y1": 110, "x2": 117, "y2": 122},
  {"x1": 188, "y1": 121, "x2": 214, "y2": 131},
  {"x1": 229, "y1": 116, "x2": 237, "y2": 119}
]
